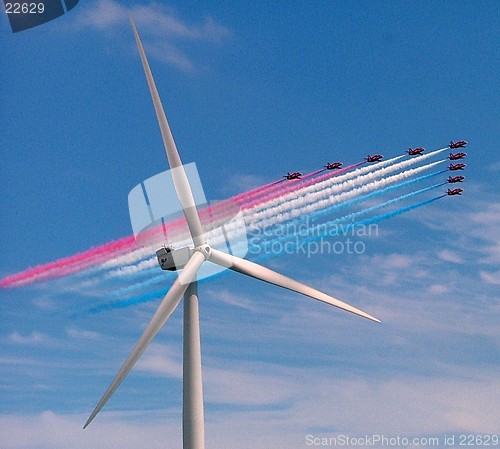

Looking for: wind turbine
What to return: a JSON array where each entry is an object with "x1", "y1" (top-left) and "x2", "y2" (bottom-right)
[{"x1": 84, "y1": 17, "x2": 380, "y2": 448}]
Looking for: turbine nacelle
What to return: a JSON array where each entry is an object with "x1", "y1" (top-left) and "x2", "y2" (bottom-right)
[{"x1": 156, "y1": 245, "x2": 212, "y2": 271}]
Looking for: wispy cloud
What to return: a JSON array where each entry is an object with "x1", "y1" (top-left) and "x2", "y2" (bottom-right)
[
  {"x1": 428, "y1": 283, "x2": 449, "y2": 294},
  {"x1": 135, "y1": 342, "x2": 182, "y2": 379},
  {"x1": 437, "y1": 249, "x2": 463, "y2": 264},
  {"x1": 204, "y1": 361, "x2": 298, "y2": 406},
  {"x1": 6, "y1": 331, "x2": 50, "y2": 345},
  {"x1": 66, "y1": 327, "x2": 102, "y2": 341},
  {"x1": 416, "y1": 192, "x2": 500, "y2": 266},
  {"x1": 75, "y1": 0, "x2": 230, "y2": 72},
  {"x1": 207, "y1": 288, "x2": 261, "y2": 312},
  {"x1": 2, "y1": 368, "x2": 499, "y2": 449},
  {"x1": 480, "y1": 270, "x2": 500, "y2": 285},
  {"x1": 219, "y1": 173, "x2": 271, "y2": 197}
]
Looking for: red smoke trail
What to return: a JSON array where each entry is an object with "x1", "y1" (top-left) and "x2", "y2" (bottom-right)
[
  {"x1": 230, "y1": 166, "x2": 350, "y2": 206},
  {"x1": 0, "y1": 236, "x2": 136, "y2": 288},
  {"x1": 238, "y1": 162, "x2": 365, "y2": 209},
  {"x1": 0, "y1": 153, "x2": 434, "y2": 288}
]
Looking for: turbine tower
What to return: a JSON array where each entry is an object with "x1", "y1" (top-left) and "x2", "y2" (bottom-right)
[{"x1": 84, "y1": 17, "x2": 380, "y2": 448}]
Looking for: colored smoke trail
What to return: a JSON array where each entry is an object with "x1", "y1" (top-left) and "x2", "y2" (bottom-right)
[
  {"x1": 0, "y1": 235, "x2": 137, "y2": 288},
  {"x1": 87, "y1": 288, "x2": 169, "y2": 314},
  {"x1": 357, "y1": 195, "x2": 446, "y2": 225},
  {"x1": 243, "y1": 149, "x2": 444, "y2": 215},
  {"x1": 97, "y1": 161, "x2": 445, "y2": 282},
  {"x1": 0, "y1": 146, "x2": 451, "y2": 289},
  {"x1": 92, "y1": 192, "x2": 447, "y2": 313},
  {"x1": 297, "y1": 171, "x2": 447, "y2": 226},
  {"x1": 243, "y1": 148, "x2": 446, "y2": 224},
  {"x1": 236, "y1": 161, "x2": 366, "y2": 208},
  {"x1": 253, "y1": 177, "x2": 447, "y2": 248},
  {"x1": 64, "y1": 165, "x2": 368, "y2": 280},
  {"x1": 241, "y1": 159, "x2": 397, "y2": 211},
  {"x1": 253, "y1": 183, "x2": 447, "y2": 250},
  {"x1": 246, "y1": 160, "x2": 446, "y2": 229},
  {"x1": 95, "y1": 182, "x2": 447, "y2": 303}
]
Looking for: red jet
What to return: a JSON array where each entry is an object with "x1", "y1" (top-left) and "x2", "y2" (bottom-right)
[
  {"x1": 365, "y1": 154, "x2": 383, "y2": 163},
  {"x1": 449, "y1": 163, "x2": 466, "y2": 171},
  {"x1": 449, "y1": 152, "x2": 467, "y2": 160},
  {"x1": 447, "y1": 188, "x2": 463, "y2": 196},
  {"x1": 406, "y1": 147, "x2": 425, "y2": 156},
  {"x1": 324, "y1": 161, "x2": 343, "y2": 170},
  {"x1": 284, "y1": 171, "x2": 302, "y2": 180},
  {"x1": 449, "y1": 140, "x2": 468, "y2": 149},
  {"x1": 448, "y1": 175, "x2": 465, "y2": 183}
]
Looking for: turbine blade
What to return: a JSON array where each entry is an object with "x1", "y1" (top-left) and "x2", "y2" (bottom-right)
[
  {"x1": 130, "y1": 16, "x2": 205, "y2": 247},
  {"x1": 209, "y1": 248, "x2": 380, "y2": 323},
  {"x1": 84, "y1": 251, "x2": 206, "y2": 429}
]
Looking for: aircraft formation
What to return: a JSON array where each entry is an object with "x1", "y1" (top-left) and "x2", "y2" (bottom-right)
[{"x1": 282, "y1": 140, "x2": 468, "y2": 197}]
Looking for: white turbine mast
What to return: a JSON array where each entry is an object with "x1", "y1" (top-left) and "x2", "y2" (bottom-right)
[{"x1": 84, "y1": 17, "x2": 380, "y2": 449}]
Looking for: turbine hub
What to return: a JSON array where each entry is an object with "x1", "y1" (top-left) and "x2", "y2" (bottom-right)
[{"x1": 194, "y1": 243, "x2": 211, "y2": 259}]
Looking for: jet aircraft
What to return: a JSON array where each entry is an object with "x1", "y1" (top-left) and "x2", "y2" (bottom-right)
[
  {"x1": 365, "y1": 154, "x2": 383, "y2": 163},
  {"x1": 324, "y1": 162, "x2": 343, "y2": 170},
  {"x1": 284, "y1": 172, "x2": 302, "y2": 180},
  {"x1": 449, "y1": 163, "x2": 466, "y2": 171},
  {"x1": 448, "y1": 175, "x2": 465, "y2": 183},
  {"x1": 449, "y1": 140, "x2": 468, "y2": 149},
  {"x1": 447, "y1": 188, "x2": 463, "y2": 196},
  {"x1": 449, "y1": 152, "x2": 467, "y2": 160},
  {"x1": 406, "y1": 147, "x2": 425, "y2": 156}
]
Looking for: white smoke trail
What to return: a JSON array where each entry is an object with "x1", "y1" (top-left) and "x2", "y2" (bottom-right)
[
  {"x1": 244, "y1": 159, "x2": 446, "y2": 230},
  {"x1": 245, "y1": 147, "x2": 445, "y2": 217},
  {"x1": 84, "y1": 149, "x2": 448, "y2": 281}
]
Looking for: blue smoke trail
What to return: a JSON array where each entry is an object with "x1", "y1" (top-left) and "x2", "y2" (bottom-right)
[
  {"x1": 105, "y1": 272, "x2": 172, "y2": 299},
  {"x1": 356, "y1": 195, "x2": 446, "y2": 226},
  {"x1": 91, "y1": 191, "x2": 446, "y2": 313},
  {"x1": 251, "y1": 182, "x2": 447, "y2": 250},
  {"x1": 74, "y1": 163, "x2": 446, "y2": 290},
  {"x1": 87, "y1": 288, "x2": 169, "y2": 314},
  {"x1": 96, "y1": 172, "x2": 446, "y2": 298},
  {"x1": 99, "y1": 180, "x2": 445, "y2": 301},
  {"x1": 294, "y1": 170, "x2": 446, "y2": 227}
]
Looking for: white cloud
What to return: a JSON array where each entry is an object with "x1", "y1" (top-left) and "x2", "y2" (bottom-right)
[
  {"x1": 75, "y1": 0, "x2": 230, "y2": 72},
  {"x1": 1, "y1": 369, "x2": 498, "y2": 449},
  {"x1": 221, "y1": 173, "x2": 270, "y2": 197},
  {"x1": 437, "y1": 249, "x2": 463, "y2": 264},
  {"x1": 77, "y1": 0, "x2": 126, "y2": 29},
  {"x1": 428, "y1": 283, "x2": 449, "y2": 294},
  {"x1": 204, "y1": 362, "x2": 298, "y2": 406},
  {"x1": 208, "y1": 288, "x2": 261, "y2": 312},
  {"x1": 145, "y1": 41, "x2": 195, "y2": 72},
  {"x1": 0, "y1": 410, "x2": 180, "y2": 449},
  {"x1": 480, "y1": 270, "x2": 500, "y2": 286},
  {"x1": 66, "y1": 327, "x2": 102, "y2": 341},
  {"x1": 489, "y1": 160, "x2": 500, "y2": 172},
  {"x1": 7, "y1": 331, "x2": 50, "y2": 345},
  {"x1": 32, "y1": 296, "x2": 58, "y2": 311},
  {"x1": 418, "y1": 195, "x2": 500, "y2": 266},
  {"x1": 135, "y1": 343, "x2": 182, "y2": 379}
]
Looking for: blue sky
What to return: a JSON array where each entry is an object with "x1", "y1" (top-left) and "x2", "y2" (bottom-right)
[{"x1": 1, "y1": 1, "x2": 499, "y2": 448}]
